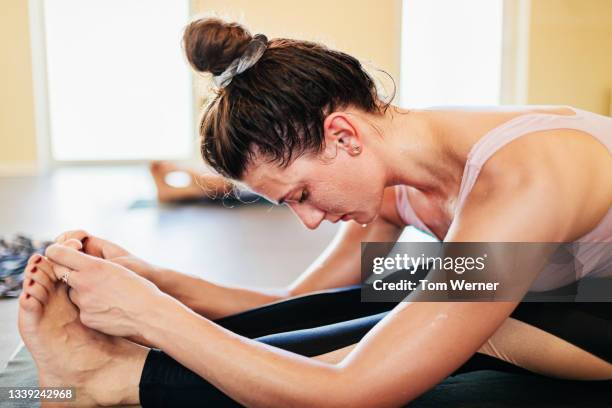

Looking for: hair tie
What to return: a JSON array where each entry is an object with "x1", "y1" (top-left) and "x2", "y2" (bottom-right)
[{"x1": 213, "y1": 34, "x2": 268, "y2": 88}]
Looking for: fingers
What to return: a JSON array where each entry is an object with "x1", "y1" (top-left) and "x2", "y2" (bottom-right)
[
  {"x1": 55, "y1": 229, "x2": 89, "y2": 244},
  {"x1": 63, "y1": 238, "x2": 83, "y2": 251},
  {"x1": 55, "y1": 230, "x2": 101, "y2": 257},
  {"x1": 64, "y1": 239, "x2": 82, "y2": 248},
  {"x1": 53, "y1": 230, "x2": 130, "y2": 260},
  {"x1": 61, "y1": 234, "x2": 106, "y2": 258},
  {"x1": 45, "y1": 244, "x2": 102, "y2": 287},
  {"x1": 51, "y1": 263, "x2": 79, "y2": 289},
  {"x1": 45, "y1": 244, "x2": 99, "y2": 272},
  {"x1": 81, "y1": 236, "x2": 105, "y2": 258}
]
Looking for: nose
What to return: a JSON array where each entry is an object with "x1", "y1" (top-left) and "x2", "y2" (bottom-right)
[{"x1": 287, "y1": 203, "x2": 325, "y2": 230}]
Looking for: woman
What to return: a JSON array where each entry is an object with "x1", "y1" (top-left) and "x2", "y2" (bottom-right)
[{"x1": 18, "y1": 17, "x2": 612, "y2": 407}]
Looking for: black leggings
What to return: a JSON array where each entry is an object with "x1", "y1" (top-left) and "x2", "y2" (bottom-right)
[{"x1": 139, "y1": 285, "x2": 612, "y2": 407}]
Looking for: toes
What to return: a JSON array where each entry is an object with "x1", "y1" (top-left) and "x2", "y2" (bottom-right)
[
  {"x1": 37, "y1": 258, "x2": 58, "y2": 282},
  {"x1": 157, "y1": 161, "x2": 177, "y2": 173},
  {"x1": 26, "y1": 265, "x2": 54, "y2": 294},
  {"x1": 24, "y1": 278, "x2": 49, "y2": 304},
  {"x1": 26, "y1": 256, "x2": 57, "y2": 284},
  {"x1": 19, "y1": 290, "x2": 43, "y2": 313},
  {"x1": 26, "y1": 253, "x2": 43, "y2": 269}
]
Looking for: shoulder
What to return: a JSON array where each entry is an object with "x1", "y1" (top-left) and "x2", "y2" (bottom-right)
[{"x1": 451, "y1": 127, "x2": 609, "y2": 242}]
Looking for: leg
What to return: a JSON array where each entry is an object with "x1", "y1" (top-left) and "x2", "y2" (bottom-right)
[
  {"x1": 214, "y1": 285, "x2": 397, "y2": 338},
  {"x1": 140, "y1": 312, "x2": 390, "y2": 407},
  {"x1": 19, "y1": 278, "x2": 394, "y2": 407},
  {"x1": 140, "y1": 286, "x2": 398, "y2": 407},
  {"x1": 474, "y1": 303, "x2": 612, "y2": 380},
  {"x1": 138, "y1": 289, "x2": 612, "y2": 407},
  {"x1": 137, "y1": 286, "x2": 508, "y2": 407},
  {"x1": 20, "y1": 278, "x2": 612, "y2": 407}
]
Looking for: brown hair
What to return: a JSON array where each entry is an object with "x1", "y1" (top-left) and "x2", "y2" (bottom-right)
[{"x1": 183, "y1": 17, "x2": 393, "y2": 180}]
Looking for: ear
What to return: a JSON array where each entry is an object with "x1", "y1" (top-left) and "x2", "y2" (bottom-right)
[{"x1": 322, "y1": 111, "x2": 362, "y2": 156}]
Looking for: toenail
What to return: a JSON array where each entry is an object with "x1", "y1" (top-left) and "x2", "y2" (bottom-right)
[
  {"x1": 29, "y1": 279, "x2": 35, "y2": 286},
  {"x1": 26, "y1": 294, "x2": 30, "y2": 299},
  {"x1": 31, "y1": 267, "x2": 37, "y2": 273},
  {"x1": 35, "y1": 256, "x2": 42, "y2": 264}
]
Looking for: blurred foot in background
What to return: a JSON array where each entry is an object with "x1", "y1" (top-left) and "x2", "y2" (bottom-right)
[{"x1": 149, "y1": 161, "x2": 233, "y2": 203}]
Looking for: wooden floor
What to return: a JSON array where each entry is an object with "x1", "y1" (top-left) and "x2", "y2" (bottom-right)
[{"x1": 0, "y1": 165, "x2": 340, "y2": 368}]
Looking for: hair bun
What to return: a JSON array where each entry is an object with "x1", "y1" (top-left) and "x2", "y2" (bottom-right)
[{"x1": 183, "y1": 17, "x2": 252, "y2": 75}]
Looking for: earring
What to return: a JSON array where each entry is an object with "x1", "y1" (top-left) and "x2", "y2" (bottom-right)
[{"x1": 351, "y1": 145, "x2": 361, "y2": 154}]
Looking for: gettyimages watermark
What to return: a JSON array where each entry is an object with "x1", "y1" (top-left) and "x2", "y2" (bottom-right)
[{"x1": 360, "y1": 242, "x2": 612, "y2": 302}]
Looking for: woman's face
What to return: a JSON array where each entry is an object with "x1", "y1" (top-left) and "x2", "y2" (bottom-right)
[{"x1": 241, "y1": 121, "x2": 387, "y2": 230}]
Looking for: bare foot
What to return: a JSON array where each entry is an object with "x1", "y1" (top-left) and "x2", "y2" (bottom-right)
[
  {"x1": 18, "y1": 259, "x2": 148, "y2": 407},
  {"x1": 149, "y1": 161, "x2": 232, "y2": 203}
]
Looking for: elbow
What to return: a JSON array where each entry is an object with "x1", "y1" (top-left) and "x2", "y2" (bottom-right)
[
  {"x1": 285, "y1": 284, "x2": 313, "y2": 298},
  {"x1": 303, "y1": 366, "x2": 394, "y2": 408},
  {"x1": 286, "y1": 287, "x2": 304, "y2": 299},
  {"x1": 320, "y1": 365, "x2": 417, "y2": 408}
]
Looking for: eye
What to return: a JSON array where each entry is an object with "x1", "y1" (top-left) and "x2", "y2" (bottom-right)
[{"x1": 298, "y1": 189, "x2": 309, "y2": 204}]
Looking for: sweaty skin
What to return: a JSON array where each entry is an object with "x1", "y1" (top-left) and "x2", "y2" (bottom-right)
[{"x1": 23, "y1": 106, "x2": 612, "y2": 407}]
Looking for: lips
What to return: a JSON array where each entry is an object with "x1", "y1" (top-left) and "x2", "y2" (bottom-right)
[{"x1": 341, "y1": 213, "x2": 352, "y2": 221}]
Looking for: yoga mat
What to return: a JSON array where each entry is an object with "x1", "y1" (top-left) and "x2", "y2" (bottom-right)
[
  {"x1": 0, "y1": 344, "x2": 136, "y2": 408},
  {"x1": 129, "y1": 192, "x2": 271, "y2": 210},
  {"x1": 1, "y1": 344, "x2": 610, "y2": 407},
  {"x1": 412, "y1": 370, "x2": 612, "y2": 407},
  {"x1": 0, "y1": 344, "x2": 38, "y2": 408}
]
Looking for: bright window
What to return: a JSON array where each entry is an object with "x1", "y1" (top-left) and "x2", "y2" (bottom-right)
[
  {"x1": 43, "y1": 0, "x2": 193, "y2": 161},
  {"x1": 400, "y1": 0, "x2": 503, "y2": 108}
]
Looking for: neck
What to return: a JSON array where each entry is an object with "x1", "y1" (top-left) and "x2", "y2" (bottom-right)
[{"x1": 374, "y1": 105, "x2": 465, "y2": 198}]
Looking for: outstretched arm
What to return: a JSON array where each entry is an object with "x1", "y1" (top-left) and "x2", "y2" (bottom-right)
[
  {"x1": 53, "y1": 193, "x2": 401, "y2": 320},
  {"x1": 46, "y1": 175, "x2": 567, "y2": 407},
  {"x1": 135, "y1": 178, "x2": 566, "y2": 407}
]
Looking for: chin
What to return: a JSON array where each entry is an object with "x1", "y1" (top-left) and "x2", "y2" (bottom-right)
[{"x1": 354, "y1": 211, "x2": 377, "y2": 225}]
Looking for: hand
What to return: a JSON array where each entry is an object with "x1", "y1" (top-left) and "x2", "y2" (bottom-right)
[
  {"x1": 54, "y1": 230, "x2": 160, "y2": 281},
  {"x1": 22, "y1": 239, "x2": 83, "y2": 294},
  {"x1": 45, "y1": 242, "x2": 166, "y2": 338}
]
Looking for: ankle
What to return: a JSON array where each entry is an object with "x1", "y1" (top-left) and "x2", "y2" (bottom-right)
[{"x1": 88, "y1": 340, "x2": 149, "y2": 406}]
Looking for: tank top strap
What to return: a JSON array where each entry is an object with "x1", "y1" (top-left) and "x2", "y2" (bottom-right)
[
  {"x1": 454, "y1": 108, "x2": 594, "y2": 217},
  {"x1": 394, "y1": 185, "x2": 435, "y2": 236}
]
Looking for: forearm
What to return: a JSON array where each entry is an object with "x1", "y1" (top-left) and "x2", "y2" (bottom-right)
[
  {"x1": 140, "y1": 295, "x2": 353, "y2": 408},
  {"x1": 151, "y1": 267, "x2": 289, "y2": 319}
]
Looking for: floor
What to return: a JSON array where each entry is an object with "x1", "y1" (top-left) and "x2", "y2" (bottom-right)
[
  {"x1": 0, "y1": 165, "x2": 345, "y2": 369},
  {"x1": 2, "y1": 166, "x2": 610, "y2": 407}
]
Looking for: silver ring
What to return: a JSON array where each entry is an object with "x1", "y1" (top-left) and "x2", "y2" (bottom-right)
[{"x1": 61, "y1": 271, "x2": 71, "y2": 286}]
